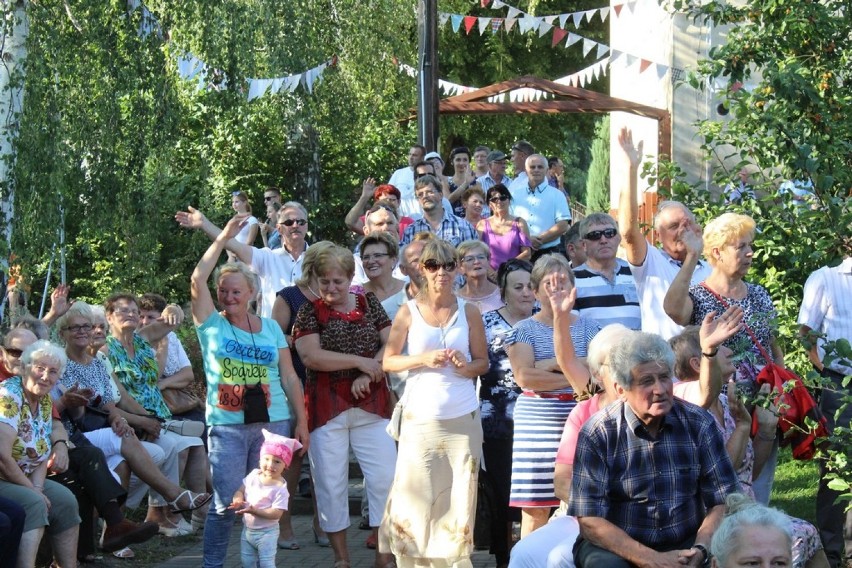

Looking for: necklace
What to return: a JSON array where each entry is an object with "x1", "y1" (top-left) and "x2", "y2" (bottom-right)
[
  {"x1": 306, "y1": 285, "x2": 320, "y2": 300},
  {"x1": 421, "y1": 300, "x2": 456, "y2": 348}
]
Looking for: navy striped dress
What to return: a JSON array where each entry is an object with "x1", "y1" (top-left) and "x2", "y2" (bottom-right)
[{"x1": 506, "y1": 315, "x2": 600, "y2": 507}]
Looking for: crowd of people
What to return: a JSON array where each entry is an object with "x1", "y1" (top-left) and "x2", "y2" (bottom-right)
[{"x1": 0, "y1": 128, "x2": 849, "y2": 568}]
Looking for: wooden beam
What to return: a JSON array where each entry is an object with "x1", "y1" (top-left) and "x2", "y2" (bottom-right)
[{"x1": 439, "y1": 100, "x2": 668, "y2": 120}]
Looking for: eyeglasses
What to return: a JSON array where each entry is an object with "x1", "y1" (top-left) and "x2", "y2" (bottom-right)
[
  {"x1": 462, "y1": 254, "x2": 488, "y2": 264},
  {"x1": 362, "y1": 252, "x2": 390, "y2": 262},
  {"x1": 415, "y1": 172, "x2": 433, "y2": 180},
  {"x1": 489, "y1": 195, "x2": 509, "y2": 203},
  {"x1": 416, "y1": 188, "x2": 438, "y2": 199},
  {"x1": 584, "y1": 228, "x2": 618, "y2": 241},
  {"x1": 279, "y1": 219, "x2": 307, "y2": 227},
  {"x1": 3, "y1": 347, "x2": 23, "y2": 357},
  {"x1": 263, "y1": 195, "x2": 276, "y2": 201},
  {"x1": 63, "y1": 324, "x2": 93, "y2": 333},
  {"x1": 422, "y1": 259, "x2": 457, "y2": 273},
  {"x1": 113, "y1": 307, "x2": 139, "y2": 317}
]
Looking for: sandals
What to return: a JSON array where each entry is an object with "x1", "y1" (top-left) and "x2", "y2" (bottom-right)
[
  {"x1": 112, "y1": 547, "x2": 135, "y2": 559},
  {"x1": 332, "y1": 562, "x2": 351, "y2": 568},
  {"x1": 167, "y1": 489, "x2": 212, "y2": 514},
  {"x1": 277, "y1": 538, "x2": 300, "y2": 550}
]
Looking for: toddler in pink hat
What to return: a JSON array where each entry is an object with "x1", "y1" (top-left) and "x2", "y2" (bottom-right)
[{"x1": 229, "y1": 429, "x2": 303, "y2": 567}]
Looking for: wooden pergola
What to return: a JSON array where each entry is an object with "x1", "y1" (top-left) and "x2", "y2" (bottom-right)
[{"x1": 416, "y1": 75, "x2": 672, "y2": 227}]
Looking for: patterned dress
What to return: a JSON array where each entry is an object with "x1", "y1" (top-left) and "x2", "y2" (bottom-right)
[
  {"x1": 106, "y1": 333, "x2": 172, "y2": 419},
  {"x1": 506, "y1": 315, "x2": 600, "y2": 508},
  {"x1": 0, "y1": 377, "x2": 53, "y2": 473}
]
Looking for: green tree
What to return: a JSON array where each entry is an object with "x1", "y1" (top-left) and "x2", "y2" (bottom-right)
[{"x1": 585, "y1": 114, "x2": 610, "y2": 212}]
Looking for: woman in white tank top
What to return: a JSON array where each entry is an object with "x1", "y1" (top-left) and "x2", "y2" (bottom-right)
[{"x1": 379, "y1": 238, "x2": 489, "y2": 568}]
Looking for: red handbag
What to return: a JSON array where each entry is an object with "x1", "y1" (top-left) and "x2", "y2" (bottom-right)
[{"x1": 700, "y1": 284, "x2": 829, "y2": 460}]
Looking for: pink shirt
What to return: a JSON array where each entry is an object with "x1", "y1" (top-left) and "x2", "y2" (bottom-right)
[
  {"x1": 241, "y1": 468, "x2": 290, "y2": 529},
  {"x1": 555, "y1": 395, "x2": 604, "y2": 466}
]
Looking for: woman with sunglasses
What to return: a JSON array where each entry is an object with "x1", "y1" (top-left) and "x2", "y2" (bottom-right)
[
  {"x1": 505, "y1": 255, "x2": 599, "y2": 538},
  {"x1": 479, "y1": 258, "x2": 535, "y2": 567},
  {"x1": 380, "y1": 239, "x2": 489, "y2": 567},
  {"x1": 477, "y1": 184, "x2": 531, "y2": 272}
]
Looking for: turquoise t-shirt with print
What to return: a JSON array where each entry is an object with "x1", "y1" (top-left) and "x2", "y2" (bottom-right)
[{"x1": 196, "y1": 311, "x2": 292, "y2": 426}]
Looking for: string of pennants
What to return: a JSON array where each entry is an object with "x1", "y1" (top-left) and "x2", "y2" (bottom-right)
[{"x1": 128, "y1": 0, "x2": 334, "y2": 98}]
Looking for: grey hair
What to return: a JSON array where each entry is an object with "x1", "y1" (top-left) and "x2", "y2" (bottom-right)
[
  {"x1": 608, "y1": 331, "x2": 675, "y2": 389},
  {"x1": 280, "y1": 201, "x2": 308, "y2": 220},
  {"x1": 577, "y1": 213, "x2": 617, "y2": 237},
  {"x1": 215, "y1": 262, "x2": 259, "y2": 295},
  {"x1": 22, "y1": 340, "x2": 68, "y2": 376},
  {"x1": 55, "y1": 302, "x2": 95, "y2": 333},
  {"x1": 587, "y1": 324, "x2": 631, "y2": 386},
  {"x1": 711, "y1": 493, "x2": 792, "y2": 567},
  {"x1": 653, "y1": 200, "x2": 695, "y2": 231}
]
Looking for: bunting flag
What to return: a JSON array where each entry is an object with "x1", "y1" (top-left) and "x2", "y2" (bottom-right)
[
  {"x1": 464, "y1": 16, "x2": 477, "y2": 34},
  {"x1": 244, "y1": 58, "x2": 334, "y2": 101},
  {"x1": 551, "y1": 27, "x2": 568, "y2": 48},
  {"x1": 478, "y1": 17, "x2": 490, "y2": 35},
  {"x1": 491, "y1": 18, "x2": 503, "y2": 33}
]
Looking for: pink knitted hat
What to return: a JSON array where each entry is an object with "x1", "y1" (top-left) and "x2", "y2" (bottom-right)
[{"x1": 259, "y1": 429, "x2": 302, "y2": 467}]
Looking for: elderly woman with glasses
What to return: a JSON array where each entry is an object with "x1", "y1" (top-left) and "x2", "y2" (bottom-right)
[
  {"x1": 0, "y1": 341, "x2": 81, "y2": 568},
  {"x1": 457, "y1": 240, "x2": 503, "y2": 313},
  {"x1": 477, "y1": 183, "x2": 531, "y2": 272},
  {"x1": 479, "y1": 258, "x2": 535, "y2": 567},
  {"x1": 381, "y1": 239, "x2": 489, "y2": 568},
  {"x1": 505, "y1": 255, "x2": 600, "y2": 538}
]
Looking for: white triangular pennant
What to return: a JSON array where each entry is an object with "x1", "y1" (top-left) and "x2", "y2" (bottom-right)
[
  {"x1": 270, "y1": 78, "x2": 284, "y2": 94},
  {"x1": 559, "y1": 14, "x2": 569, "y2": 28},
  {"x1": 625, "y1": 54, "x2": 638, "y2": 67},
  {"x1": 596, "y1": 43, "x2": 610, "y2": 59},
  {"x1": 284, "y1": 75, "x2": 300, "y2": 92},
  {"x1": 565, "y1": 33, "x2": 581, "y2": 47},
  {"x1": 439, "y1": 13, "x2": 450, "y2": 26},
  {"x1": 506, "y1": 7, "x2": 521, "y2": 18},
  {"x1": 504, "y1": 17, "x2": 517, "y2": 32},
  {"x1": 656, "y1": 63, "x2": 668, "y2": 81},
  {"x1": 582, "y1": 38, "x2": 596, "y2": 57},
  {"x1": 599, "y1": 7, "x2": 610, "y2": 21},
  {"x1": 491, "y1": 0, "x2": 505, "y2": 8},
  {"x1": 538, "y1": 21, "x2": 553, "y2": 37},
  {"x1": 583, "y1": 9, "x2": 597, "y2": 23},
  {"x1": 572, "y1": 12, "x2": 583, "y2": 27},
  {"x1": 544, "y1": 15, "x2": 557, "y2": 25},
  {"x1": 478, "y1": 17, "x2": 490, "y2": 34}
]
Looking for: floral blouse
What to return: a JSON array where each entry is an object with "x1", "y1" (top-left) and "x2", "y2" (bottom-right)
[
  {"x1": 479, "y1": 309, "x2": 521, "y2": 439},
  {"x1": 106, "y1": 333, "x2": 172, "y2": 419},
  {"x1": 0, "y1": 377, "x2": 53, "y2": 474}
]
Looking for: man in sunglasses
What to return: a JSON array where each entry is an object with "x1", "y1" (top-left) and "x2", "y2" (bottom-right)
[
  {"x1": 388, "y1": 144, "x2": 426, "y2": 219},
  {"x1": 510, "y1": 154, "x2": 572, "y2": 262},
  {"x1": 572, "y1": 213, "x2": 642, "y2": 330},
  {"x1": 616, "y1": 128, "x2": 709, "y2": 339},
  {"x1": 400, "y1": 175, "x2": 478, "y2": 248},
  {"x1": 175, "y1": 201, "x2": 309, "y2": 318}
]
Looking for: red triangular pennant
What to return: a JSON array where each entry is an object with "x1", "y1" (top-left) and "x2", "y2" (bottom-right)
[
  {"x1": 481, "y1": 0, "x2": 491, "y2": 6},
  {"x1": 464, "y1": 16, "x2": 477, "y2": 34},
  {"x1": 639, "y1": 59, "x2": 652, "y2": 73},
  {"x1": 613, "y1": 4, "x2": 624, "y2": 16},
  {"x1": 551, "y1": 28, "x2": 568, "y2": 48}
]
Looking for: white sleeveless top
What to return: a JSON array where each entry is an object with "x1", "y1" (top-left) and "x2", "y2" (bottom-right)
[{"x1": 403, "y1": 298, "x2": 478, "y2": 420}]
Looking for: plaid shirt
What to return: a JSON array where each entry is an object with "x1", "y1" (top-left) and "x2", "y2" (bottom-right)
[
  {"x1": 567, "y1": 398, "x2": 739, "y2": 548},
  {"x1": 400, "y1": 208, "x2": 479, "y2": 247}
]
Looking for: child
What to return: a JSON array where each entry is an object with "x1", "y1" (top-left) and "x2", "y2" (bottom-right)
[{"x1": 229, "y1": 429, "x2": 302, "y2": 568}]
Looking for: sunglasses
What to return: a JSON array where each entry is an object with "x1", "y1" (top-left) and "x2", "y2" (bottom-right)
[
  {"x1": 3, "y1": 347, "x2": 23, "y2": 357},
  {"x1": 279, "y1": 219, "x2": 307, "y2": 227},
  {"x1": 584, "y1": 228, "x2": 618, "y2": 241},
  {"x1": 263, "y1": 196, "x2": 276, "y2": 201},
  {"x1": 422, "y1": 259, "x2": 457, "y2": 273},
  {"x1": 489, "y1": 195, "x2": 509, "y2": 203}
]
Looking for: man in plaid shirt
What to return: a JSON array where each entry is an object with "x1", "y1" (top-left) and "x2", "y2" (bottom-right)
[
  {"x1": 400, "y1": 174, "x2": 478, "y2": 248},
  {"x1": 568, "y1": 331, "x2": 740, "y2": 568}
]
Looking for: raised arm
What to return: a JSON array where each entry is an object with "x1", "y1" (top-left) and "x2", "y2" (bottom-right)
[
  {"x1": 42, "y1": 284, "x2": 72, "y2": 326},
  {"x1": 189, "y1": 215, "x2": 246, "y2": 326},
  {"x1": 616, "y1": 128, "x2": 648, "y2": 266},
  {"x1": 176, "y1": 206, "x2": 255, "y2": 265},
  {"x1": 663, "y1": 225, "x2": 702, "y2": 325},
  {"x1": 137, "y1": 304, "x2": 184, "y2": 345},
  {"x1": 549, "y1": 273, "x2": 593, "y2": 393},
  {"x1": 693, "y1": 306, "x2": 745, "y2": 409},
  {"x1": 344, "y1": 178, "x2": 376, "y2": 235}
]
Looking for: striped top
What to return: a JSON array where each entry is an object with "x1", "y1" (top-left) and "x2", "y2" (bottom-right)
[{"x1": 572, "y1": 258, "x2": 641, "y2": 330}]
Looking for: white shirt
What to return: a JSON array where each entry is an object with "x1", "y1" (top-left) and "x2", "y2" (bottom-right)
[
  {"x1": 235, "y1": 216, "x2": 259, "y2": 246},
  {"x1": 797, "y1": 257, "x2": 852, "y2": 375},
  {"x1": 510, "y1": 181, "x2": 571, "y2": 249},
  {"x1": 388, "y1": 166, "x2": 418, "y2": 219},
  {"x1": 250, "y1": 244, "x2": 307, "y2": 318},
  {"x1": 507, "y1": 171, "x2": 529, "y2": 194},
  {"x1": 630, "y1": 246, "x2": 712, "y2": 340}
]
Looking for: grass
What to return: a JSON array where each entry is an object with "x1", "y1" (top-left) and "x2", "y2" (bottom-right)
[{"x1": 771, "y1": 447, "x2": 820, "y2": 523}]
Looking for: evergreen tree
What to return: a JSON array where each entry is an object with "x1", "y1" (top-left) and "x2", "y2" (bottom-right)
[{"x1": 585, "y1": 115, "x2": 610, "y2": 212}]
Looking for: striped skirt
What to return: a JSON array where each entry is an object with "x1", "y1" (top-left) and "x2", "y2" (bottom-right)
[{"x1": 509, "y1": 394, "x2": 576, "y2": 508}]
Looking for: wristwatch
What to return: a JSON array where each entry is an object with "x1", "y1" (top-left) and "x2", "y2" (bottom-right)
[{"x1": 693, "y1": 543, "x2": 710, "y2": 564}]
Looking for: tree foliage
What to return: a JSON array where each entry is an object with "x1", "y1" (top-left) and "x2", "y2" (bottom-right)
[{"x1": 585, "y1": 114, "x2": 610, "y2": 212}]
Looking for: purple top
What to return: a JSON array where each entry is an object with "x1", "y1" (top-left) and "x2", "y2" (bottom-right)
[{"x1": 481, "y1": 218, "x2": 531, "y2": 271}]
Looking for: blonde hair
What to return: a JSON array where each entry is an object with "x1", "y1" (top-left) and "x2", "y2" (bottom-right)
[
  {"x1": 55, "y1": 301, "x2": 94, "y2": 332},
  {"x1": 312, "y1": 241, "x2": 355, "y2": 280},
  {"x1": 232, "y1": 190, "x2": 252, "y2": 215},
  {"x1": 295, "y1": 242, "x2": 335, "y2": 288},
  {"x1": 359, "y1": 231, "x2": 399, "y2": 259},
  {"x1": 703, "y1": 213, "x2": 756, "y2": 266},
  {"x1": 457, "y1": 240, "x2": 490, "y2": 261},
  {"x1": 530, "y1": 254, "x2": 573, "y2": 291},
  {"x1": 215, "y1": 262, "x2": 259, "y2": 294}
]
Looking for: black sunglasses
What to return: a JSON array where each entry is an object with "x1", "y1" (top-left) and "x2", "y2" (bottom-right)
[
  {"x1": 279, "y1": 219, "x2": 307, "y2": 227},
  {"x1": 3, "y1": 347, "x2": 22, "y2": 357},
  {"x1": 263, "y1": 196, "x2": 276, "y2": 201},
  {"x1": 489, "y1": 195, "x2": 509, "y2": 203},
  {"x1": 422, "y1": 259, "x2": 457, "y2": 273},
  {"x1": 584, "y1": 228, "x2": 618, "y2": 241}
]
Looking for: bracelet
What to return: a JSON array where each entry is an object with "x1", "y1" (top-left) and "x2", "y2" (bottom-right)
[
  {"x1": 693, "y1": 543, "x2": 710, "y2": 563},
  {"x1": 756, "y1": 430, "x2": 777, "y2": 442},
  {"x1": 701, "y1": 348, "x2": 719, "y2": 358},
  {"x1": 32, "y1": 484, "x2": 44, "y2": 490},
  {"x1": 53, "y1": 439, "x2": 68, "y2": 447}
]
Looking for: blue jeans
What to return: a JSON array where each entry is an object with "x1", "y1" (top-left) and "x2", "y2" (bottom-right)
[
  {"x1": 202, "y1": 421, "x2": 291, "y2": 568},
  {"x1": 240, "y1": 526, "x2": 279, "y2": 568}
]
